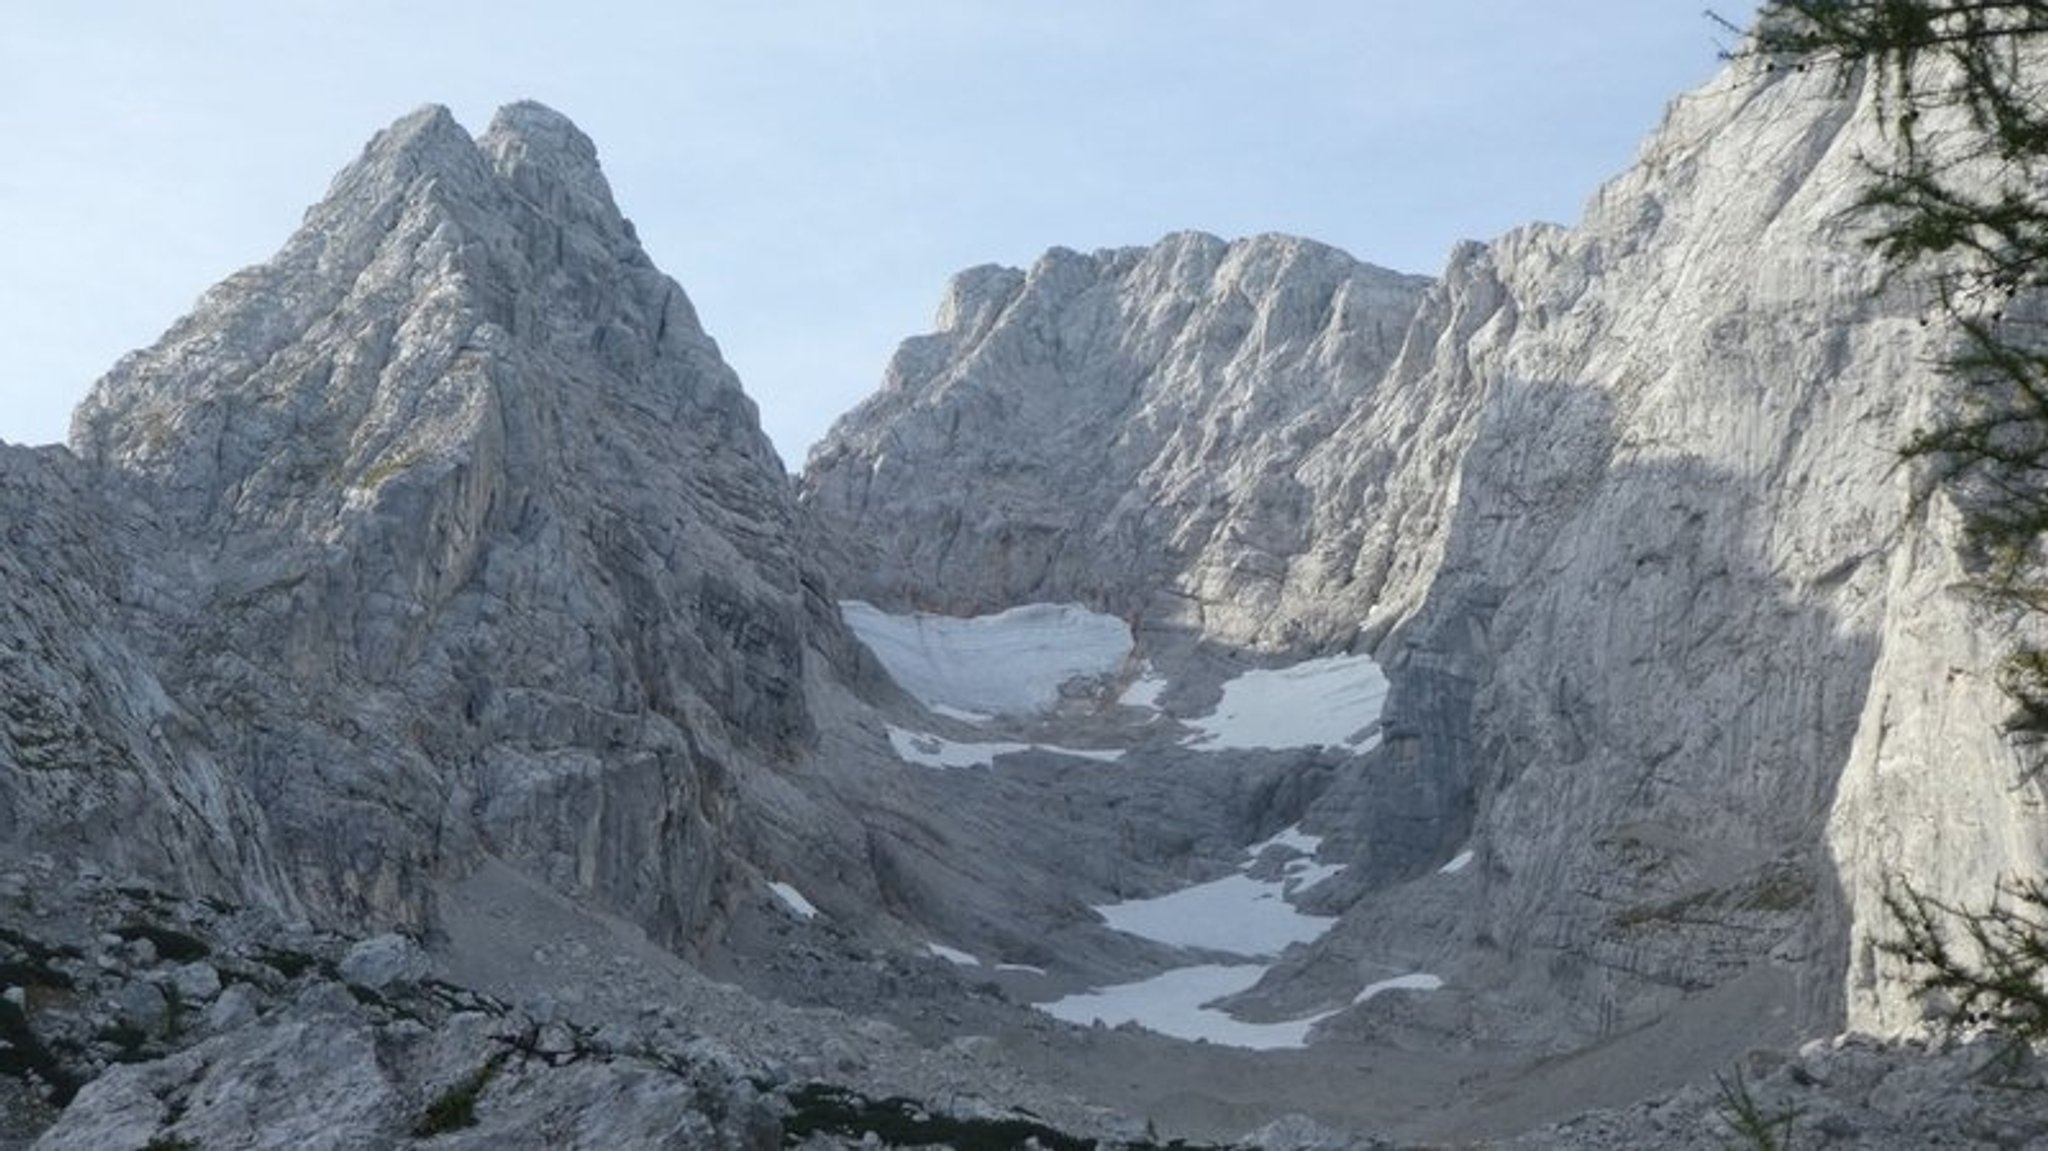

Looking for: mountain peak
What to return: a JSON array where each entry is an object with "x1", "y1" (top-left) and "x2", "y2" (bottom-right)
[
  {"x1": 479, "y1": 99, "x2": 627, "y2": 238},
  {"x1": 325, "y1": 102, "x2": 487, "y2": 198}
]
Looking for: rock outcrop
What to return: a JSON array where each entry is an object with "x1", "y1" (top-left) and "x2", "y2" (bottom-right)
[
  {"x1": 39, "y1": 101, "x2": 856, "y2": 950},
  {"x1": 803, "y1": 232, "x2": 1431, "y2": 626}
]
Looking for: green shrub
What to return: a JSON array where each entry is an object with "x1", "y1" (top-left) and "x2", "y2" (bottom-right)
[{"x1": 412, "y1": 1055, "x2": 504, "y2": 1137}]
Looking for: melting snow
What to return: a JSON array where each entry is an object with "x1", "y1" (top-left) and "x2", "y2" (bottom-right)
[
  {"x1": 887, "y1": 726, "x2": 1122, "y2": 770},
  {"x1": 1439, "y1": 849, "x2": 1475, "y2": 875},
  {"x1": 768, "y1": 882, "x2": 819, "y2": 920},
  {"x1": 1354, "y1": 973, "x2": 1443, "y2": 1004},
  {"x1": 1041, "y1": 964, "x2": 1338, "y2": 1050},
  {"x1": 926, "y1": 942, "x2": 979, "y2": 966},
  {"x1": 1186, "y1": 654, "x2": 1389, "y2": 750},
  {"x1": 840, "y1": 601, "x2": 1132, "y2": 716},
  {"x1": 1048, "y1": 824, "x2": 1346, "y2": 1048}
]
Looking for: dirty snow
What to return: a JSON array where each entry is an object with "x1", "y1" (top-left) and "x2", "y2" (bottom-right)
[
  {"x1": 887, "y1": 726, "x2": 1122, "y2": 770},
  {"x1": 1186, "y1": 653, "x2": 1389, "y2": 750},
  {"x1": 1041, "y1": 964, "x2": 1338, "y2": 1050},
  {"x1": 840, "y1": 601, "x2": 1132, "y2": 716},
  {"x1": 768, "y1": 882, "x2": 819, "y2": 920}
]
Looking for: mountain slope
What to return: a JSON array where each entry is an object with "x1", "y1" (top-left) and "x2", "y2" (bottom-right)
[{"x1": 53, "y1": 102, "x2": 842, "y2": 947}]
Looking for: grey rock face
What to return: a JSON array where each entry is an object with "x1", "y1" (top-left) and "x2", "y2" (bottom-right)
[
  {"x1": 337, "y1": 933, "x2": 427, "y2": 990},
  {"x1": 46, "y1": 101, "x2": 852, "y2": 946},
  {"x1": 803, "y1": 231, "x2": 1431, "y2": 622},
  {"x1": 0, "y1": 444, "x2": 291, "y2": 909}
]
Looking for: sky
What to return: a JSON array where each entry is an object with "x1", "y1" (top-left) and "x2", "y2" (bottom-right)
[{"x1": 1, "y1": 4, "x2": 1749, "y2": 469}]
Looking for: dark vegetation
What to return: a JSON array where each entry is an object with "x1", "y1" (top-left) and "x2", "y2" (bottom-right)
[
  {"x1": 778, "y1": 1083, "x2": 1226, "y2": 1150},
  {"x1": 412, "y1": 1054, "x2": 507, "y2": 1137}
]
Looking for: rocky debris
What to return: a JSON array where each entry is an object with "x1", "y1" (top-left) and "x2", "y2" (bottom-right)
[
  {"x1": 0, "y1": 854, "x2": 1433, "y2": 1151},
  {"x1": 1502, "y1": 1033, "x2": 2048, "y2": 1151},
  {"x1": 337, "y1": 933, "x2": 429, "y2": 991}
]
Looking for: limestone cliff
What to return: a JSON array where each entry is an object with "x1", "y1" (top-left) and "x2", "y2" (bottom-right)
[
  {"x1": 804, "y1": 57, "x2": 2042, "y2": 1044},
  {"x1": 40, "y1": 102, "x2": 852, "y2": 949}
]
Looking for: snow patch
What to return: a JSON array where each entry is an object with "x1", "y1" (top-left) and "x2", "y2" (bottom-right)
[
  {"x1": 1097, "y1": 874, "x2": 1333, "y2": 957},
  {"x1": 1281, "y1": 857, "x2": 1345, "y2": 893},
  {"x1": 926, "y1": 942, "x2": 979, "y2": 966},
  {"x1": 1042, "y1": 823, "x2": 1345, "y2": 1047},
  {"x1": 768, "y1": 882, "x2": 818, "y2": 920},
  {"x1": 887, "y1": 726, "x2": 1122, "y2": 770},
  {"x1": 1041, "y1": 964, "x2": 1338, "y2": 1050},
  {"x1": 1246, "y1": 825, "x2": 1343, "y2": 896},
  {"x1": 1186, "y1": 654, "x2": 1390, "y2": 750},
  {"x1": 1119, "y1": 667, "x2": 1169, "y2": 709},
  {"x1": 1354, "y1": 973, "x2": 1443, "y2": 1004},
  {"x1": 996, "y1": 963, "x2": 1047, "y2": 975},
  {"x1": 840, "y1": 601, "x2": 1132, "y2": 716},
  {"x1": 1439, "y1": 849, "x2": 1475, "y2": 875},
  {"x1": 1247, "y1": 826, "x2": 1323, "y2": 857}
]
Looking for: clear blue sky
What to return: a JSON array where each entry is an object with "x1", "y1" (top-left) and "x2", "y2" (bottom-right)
[{"x1": 2, "y1": 3, "x2": 1747, "y2": 467}]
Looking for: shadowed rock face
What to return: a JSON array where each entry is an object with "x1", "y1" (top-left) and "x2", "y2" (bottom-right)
[
  {"x1": 803, "y1": 55, "x2": 2045, "y2": 1051},
  {"x1": 41, "y1": 102, "x2": 841, "y2": 945}
]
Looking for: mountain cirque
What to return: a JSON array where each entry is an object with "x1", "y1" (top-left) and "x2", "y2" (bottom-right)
[{"x1": 3, "y1": 49, "x2": 2046, "y2": 1151}]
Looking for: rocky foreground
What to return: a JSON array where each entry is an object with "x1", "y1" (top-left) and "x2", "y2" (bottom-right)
[{"x1": 7, "y1": 848, "x2": 2044, "y2": 1150}]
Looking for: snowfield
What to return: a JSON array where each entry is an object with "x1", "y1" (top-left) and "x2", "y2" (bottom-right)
[
  {"x1": 1096, "y1": 872, "x2": 1332, "y2": 956},
  {"x1": 1041, "y1": 964, "x2": 1338, "y2": 1050},
  {"x1": 1186, "y1": 653, "x2": 1389, "y2": 750},
  {"x1": 840, "y1": 601, "x2": 1133, "y2": 716}
]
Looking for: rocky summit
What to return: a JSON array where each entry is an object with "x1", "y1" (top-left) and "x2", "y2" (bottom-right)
[{"x1": 2, "y1": 43, "x2": 2045, "y2": 1151}]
